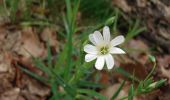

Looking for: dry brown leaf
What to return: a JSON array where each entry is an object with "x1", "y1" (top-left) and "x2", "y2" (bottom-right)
[
  {"x1": 21, "y1": 89, "x2": 42, "y2": 100},
  {"x1": 101, "y1": 82, "x2": 139, "y2": 100},
  {"x1": 157, "y1": 55, "x2": 170, "y2": 84},
  {"x1": 0, "y1": 28, "x2": 6, "y2": 42},
  {"x1": 0, "y1": 52, "x2": 16, "y2": 94},
  {"x1": 18, "y1": 75, "x2": 50, "y2": 100},
  {"x1": 158, "y1": 27, "x2": 170, "y2": 41},
  {"x1": 158, "y1": 92, "x2": 170, "y2": 100},
  {"x1": 112, "y1": 0, "x2": 132, "y2": 12},
  {"x1": 0, "y1": 88, "x2": 20, "y2": 100},
  {"x1": 18, "y1": 27, "x2": 45, "y2": 60},
  {"x1": 160, "y1": 67, "x2": 170, "y2": 83},
  {"x1": 41, "y1": 27, "x2": 59, "y2": 52},
  {"x1": 101, "y1": 82, "x2": 160, "y2": 100},
  {"x1": 136, "y1": 0, "x2": 147, "y2": 7},
  {"x1": 151, "y1": 0, "x2": 170, "y2": 21},
  {"x1": 41, "y1": 27, "x2": 58, "y2": 46},
  {"x1": 0, "y1": 52, "x2": 13, "y2": 73},
  {"x1": 157, "y1": 55, "x2": 170, "y2": 68},
  {"x1": 28, "y1": 79, "x2": 50, "y2": 97},
  {"x1": 101, "y1": 83, "x2": 128, "y2": 100},
  {"x1": 0, "y1": 28, "x2": 21, "y2": 52},
  {"x1": 120, "y1": 63, "x2": 147, "y2": 80},
  {"x1": 127, "y1": 39, "x2": 149, "y2": 65},
  {"x1": 99, "y1": 71, "x2": 111, "y2": 85}
]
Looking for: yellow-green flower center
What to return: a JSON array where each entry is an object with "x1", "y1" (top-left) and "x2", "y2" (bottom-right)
[{"x1": 100, "y1": 46, "x2": 109, "y2": 54}]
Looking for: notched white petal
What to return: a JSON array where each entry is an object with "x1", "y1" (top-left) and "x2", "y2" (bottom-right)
[
  {"x1": 103, "y1": 26, "x2": 110, "y2": 43},
  {"x1": 109, "y1": 47, "x2": 125, "y2": 54},
  {"x1": 95, "y1": 56, "x2": 105, "y2": 70},
  {"x1": 84, "y1": 44, "x2": 98, "y2": 54},
  {"x1": 105, "y1": 54, "x2": 114, "y2": 70},
  {"x1": 110, "y1": 35, "x2": 125, "y2": 46},
  {"x1": 85, "y1": 54, "x2": 97, "y2": 62},
  {"x1": 89, "y1": 34, "x2": 97, "y2": 45},
  {"x1": 93, "y1": 31, "x2": 104, "y2": 45}
]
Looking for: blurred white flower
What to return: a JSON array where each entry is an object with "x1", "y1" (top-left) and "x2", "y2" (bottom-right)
[{"x1": 84, "y1": 26, "x2": 125, "y2": 70}]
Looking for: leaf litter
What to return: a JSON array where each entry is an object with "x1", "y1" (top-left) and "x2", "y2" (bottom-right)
[{"x1": 0, "y1": 0, "x2": 170, "y2": 99}]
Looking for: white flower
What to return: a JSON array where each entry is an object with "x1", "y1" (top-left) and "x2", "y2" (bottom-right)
[{"x1": 84, "y1": 26, "x2": 125, "y2": 70}]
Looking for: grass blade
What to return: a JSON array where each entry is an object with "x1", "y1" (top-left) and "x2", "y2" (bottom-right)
[
  {"x1": 9, "y1": 0, "x2": 19, "y2": 21},
  {"x1": 114, "y1": 67, "x2": 140, "y2": 82},
  {"x1": 33, "y1": 58, "x2": 52, "y2": 77},
  {"x1": 128, "y1": 85, "x2": 134, "y2": 100},
  {"x1": 111, "y1": 80, "x2": 125, "y2": 100},
  {"x1": 19, "y1": 66, "x2": 48, "y2": 83},
  {"x1": 50, "y1": 81, "x2": 60, "y2": 100},
  {"x1": 78, "y1": 89, "x2": 108, "y2": 100}
]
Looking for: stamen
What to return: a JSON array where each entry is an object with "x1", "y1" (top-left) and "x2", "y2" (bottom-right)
[{"x1": 100, "y1": 46, "x2": 109, "y2": 54}]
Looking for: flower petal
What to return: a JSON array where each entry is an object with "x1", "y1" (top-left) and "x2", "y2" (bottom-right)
[
  {"x1": 85, "y1": 54, "x2": 97, "y2": 62},
  {"x1": 84, "y1": 44, "x2": 98, "y2": 54},
  {"x1": 110, "y1": 35, "x2": 125, "y2": 46},
  {"x1": 103, "y1": 26, "x2": 110, "y2": 43},
  {"x1": 109, "y1": 47, "x2": 125, "y2": 54},
  {"x1": 105, "y1": 54, "x2": 114, "y2": 70},
  {"x1": 89, "y1": 34, "x2": 97, "y2": 45},
  {"x1": 93, "y1": 31, "x2": 104, "y2": 45},
  {"x1": 95, "y1": 56, "x2": 105, "y2": 70}
]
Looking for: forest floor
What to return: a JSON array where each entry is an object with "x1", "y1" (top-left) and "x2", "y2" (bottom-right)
[{"x1": 0, "y1": 0, "x2": 170, "y2": 100}]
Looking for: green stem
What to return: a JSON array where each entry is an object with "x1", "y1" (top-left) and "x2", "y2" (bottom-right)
[
  {"x1": 65, "y1": 29, "x2": 73, "y2": 81},
  {"x1": 69, "y1": 62, "x2": 94, "y2": 84},
  {"x1": 63, "y1": 0, "x2": 73, "y2": 82},
  {"x1": 144, "y1": 62, "x2": 156, "y2": 82},
  {"x1": 64, "y1": 0, "x2": 80, "y2": 82}
]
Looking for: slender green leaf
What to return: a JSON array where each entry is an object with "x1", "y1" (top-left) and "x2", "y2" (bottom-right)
[
  {"x1": 76, "y1": 94, "x2": 93, "y2": 100},
  {"x1": 19, "y1": 66, "x2": 48, "y2": 83},
  {"x1": 114, "y1": 67, "x2": 139, "y2": 82},
  {"x1": 33, "y1": 58, "x2": 52, "y2": 76},
  {"x1": 105, "y1": 16, "x2": 115, "y2": 26},
  {"x1": 51, "y1": 81, "x2": 60, "y2": 100},
  {"x1": 128, "y1": 85, "x2": 134, "y2": 100},
  {"x1": 65, "y1": 0, "x2": 72, "y2": 25},
  {"x1": 78, "y1": 80, "x2": 104, "y2": 89},
  {"x1": 10, "y1": 0, "x2": 19, "y2": 21},
  {"x1": 125, "y1": 20, "x2": 146, "y2": 42},
  {"x1": 55, "y1": 74, "x2": 76, "y2": 97},
  {"x1": 78, "y1": 89, "x2": 108, "y2": 100},
  {"x1": 111, "y1": 80, "x2": 125, "y2": 100}
]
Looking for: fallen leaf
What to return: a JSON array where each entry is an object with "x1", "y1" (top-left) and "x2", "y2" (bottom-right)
[
  {"x1": 19, "y1": 75, "x2": 50, "y2": 100},
  {"x1": 41, "y1": 27, "x2": 59, "y2": 52},
  {"x1": 21, "y1": 89, "x2": 42, "y2": 100},
  {"x1": 151, "y1": 0, "x2": 170, "y2": 21},
  {"x1": 160, "y1": 67, "x2": 170, "y2": 84},
  {"x1": 0, "y1": 52, "x2": 16, "y2": 94},
  {"x1": 99, "y1": 71, "x2": 111, "y2": 85},
  {"x1": 126, "y1": 39, "x2": 149, "y2": 65},
  {"x1": 123, "y1": 62, "x2": 147, "y2": 80},
  {"x1": 157, "y1": 55, "x2": 170, "y2": 68},
  {"x1": 112, "y1": 0, "x2": 132, "y2": 12},
  {"x1": 101, "y1": 82, "x2": 139, "y2": 100},
  {"x1": 0, "y1": 88, "x2": 20, "y2": 100},
  {"x1": 0, "y1": 28, "x2": 21, "y2": 52},
  {"x1": 0, "y1": 52, "x2": 13, "y2": 73},
  {"x1": 18, "y1": 27, "x2": 45, "y2": 60},
  {"x1": 136, "y1": 0, "x2": 147, "y2": 7},
  {"x1": 158, "y1": 27, "x2": 170, "y2": 41},
  {"x1": 157, "y1": 55, "x2": 170, "y2": 84},
  {"x1": 28, "y1": 79, "x2": 50, "y2": 97}
]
